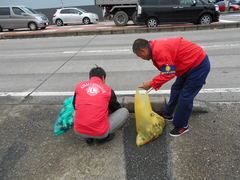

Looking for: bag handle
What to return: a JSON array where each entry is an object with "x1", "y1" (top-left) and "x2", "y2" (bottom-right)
[
  {"x1": 147, "y1": 87, "x2": 153, "y2": 93},
  {"x1": 136, "y1": 87, "x2": 153, "y2": 95}
]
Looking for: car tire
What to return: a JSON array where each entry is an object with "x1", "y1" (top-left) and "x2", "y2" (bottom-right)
[
  {"x1": 132, "y1": 11, "x2": 138, "y2": 25},
  {"x1": 83, "y1": 17, "x2": 91, "y2": 25},
  {"x1": 29, "y1": 22, "x2": 38, "y2": 31},
  {"x1": 199, "y1": 14, "x2": 212, "y2": 25},
  {"x1": 8, "y1": 29, "x2": 14, "y2": 31},
  {"x1": 229, "y1": 7, "x2": 234, "y2": 12},
  {"x1": 40, "y1": 27, "x2": 46, "y2": 30},
  {"x1": 0, "y1": 26, "x2": 2, "y2": 32},
  {"x1": 147, "y1": 17, "x2": 158, "y2": 28},
  {"x1": 56, "y1": 19, "x2": 63, "y2": 26},
  {"x1": 113, "y1": 11, "x2": 129, "y2": 26}
]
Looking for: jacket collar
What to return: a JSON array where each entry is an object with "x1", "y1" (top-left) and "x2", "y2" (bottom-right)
[
  {"x1": 90, "y1": 76, "x2": 104, "y2": 83},
  {"x1": 148, "y1": 41, "x2": 153, "y2": 60}
]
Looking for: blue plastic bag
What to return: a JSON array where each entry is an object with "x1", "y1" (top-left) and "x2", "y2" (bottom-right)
[{"x1": 54, "y1": 96, "x2": 74, "y2": 136}]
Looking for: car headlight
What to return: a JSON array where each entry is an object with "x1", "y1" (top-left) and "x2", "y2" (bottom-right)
[
  {"x1": 215, "y1": 5, "x2": 219, "y2": 12},
  {"x1": 36, "y1": 16, "x2": 42, "y2": 21}
]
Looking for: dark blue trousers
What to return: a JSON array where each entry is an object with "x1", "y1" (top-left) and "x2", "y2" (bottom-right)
[{"x1": 164, "y1": 56, "x2": 211, "y2": 128}]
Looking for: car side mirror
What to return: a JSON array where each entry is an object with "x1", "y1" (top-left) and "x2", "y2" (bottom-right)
[{"x1": 78, "y1": 12, "x2": 82, "y2": 15}]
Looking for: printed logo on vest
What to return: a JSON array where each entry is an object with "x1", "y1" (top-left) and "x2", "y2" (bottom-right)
[
  {"x1": 87, "y1": 86, "x2": 99, "y2": 96},
  {"x1": 161, "y1": 65, "x2": 176, "y2": 75}
]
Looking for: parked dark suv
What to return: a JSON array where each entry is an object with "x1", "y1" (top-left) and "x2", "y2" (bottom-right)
[{"x1": 137, "y1": 0, "x2": 220, "y2": 27}]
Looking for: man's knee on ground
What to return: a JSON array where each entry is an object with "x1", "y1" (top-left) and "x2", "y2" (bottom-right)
[{"x1": 119, "y1": 107, "x2": 130, "y2": 121}]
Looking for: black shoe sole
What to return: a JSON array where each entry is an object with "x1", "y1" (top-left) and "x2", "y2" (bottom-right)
[
  {"x1": 85, "y1": 138, "x2": 94, "y2": 145},
  {"x1": 159, "y1": 112, "x2": 173, "y2": 120},
  {"x1": 169, "y1": 129, "x2": 189, "y2": 137},
  {"x1": 96, "y1": 133, "x2": 115, "y2": 144}
]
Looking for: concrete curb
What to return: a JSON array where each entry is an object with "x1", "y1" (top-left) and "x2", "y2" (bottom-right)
[
  {"x1": 0, "y1": 22, "x2": 240, "y2": 40},
  {"x1": 0, "y1": 95, "x2": 210, "y2": 113},
  {"x1": 120, "y1": 96, "x2": 210, "y2": 114}
]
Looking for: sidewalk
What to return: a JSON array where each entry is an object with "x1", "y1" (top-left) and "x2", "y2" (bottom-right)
[
  {"x1": 0, "y1": 96, "x2": 239, "y2": 179},
  {"x1": 0, "y1": 21, "x2": 240, "y2": 40}
]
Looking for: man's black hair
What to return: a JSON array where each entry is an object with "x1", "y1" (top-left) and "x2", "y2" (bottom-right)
[
  {"x1": 89, "y1": 66, "x2": 106, "y2": 79},
  {"x1": 132, "y1": 39, "x2": 149, "y2": 54}
]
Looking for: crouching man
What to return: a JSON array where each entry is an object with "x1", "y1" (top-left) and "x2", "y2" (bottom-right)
[{"x1": 73, "y1": 66, "x2": 129, "y2": 144}]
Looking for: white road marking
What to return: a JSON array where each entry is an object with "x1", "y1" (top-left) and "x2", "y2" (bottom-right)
[
  {"x1": 96, "y1": 27, "x2": 112, "y2": 29},
  {"x1": 63, "y1": 49, "x2": 130, "y2": 54},
  {"x1": 42, "y1": 30, "x2": 57, "y2": 32},
  {"x1": 67, "y1": 28, "x2": 84, "y2": 31},
  {"x1": 1, "y1": 42, "x2": 240, "y2": 57},
  {"x1": 80, "y1": 49, "x2": 130, "y2": 53},
  {"x1": 15, "y1": 31, "x2": 31, "y2": 34},
  {"x1": 64, "y1": 42, "x2": 240, "y2": 54},
  {"x1": 225, "y1": 14, "x2": 240, "y2": 17},
  {"x1": 201, "y1": 43, "x2": 240, "y2": 49},
  {"x1": 63, "y1": 51, "x2": 78, "y2": 54},
  {"x1": 219, "y1": 19, "x2": 238, "y2": 23},
  {"x1": 0, "y1": 88, "x2": 239, "y2": 97}
]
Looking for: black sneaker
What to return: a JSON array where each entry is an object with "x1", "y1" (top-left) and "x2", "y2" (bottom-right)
[
  {"x1": 169, "y1": 126, "x2": 189, "y2": 137},
  {"x1": 85, "y1": 138, "x2": 94, "y2": 145},
  {"x1": 96, "y1": 133, "x2": 115, "y2": 144},
  {"x1": 159, "y1": 111, "x2": 173, "y2": 121}
]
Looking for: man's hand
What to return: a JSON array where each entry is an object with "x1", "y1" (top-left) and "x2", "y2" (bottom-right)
[{"x1": 138, "y1": 81, "x2": 151, "y2": 90}]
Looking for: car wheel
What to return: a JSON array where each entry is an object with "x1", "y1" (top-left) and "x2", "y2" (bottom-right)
[
  {"x1": 229, "y1": 7, "x2": 234, "y2": 12},
  {"x1": 56, "y1": 19, "x2": 63, "y2": 26},
  {"x1": 8, "y1": 29, "x2": 14, "y2": 31},
  {"x1": 29, "y1": 22, "x2": 38, "y2": 31},
  {"x1": 83, "y1": 17, "x2": 91, "y2": 25},
  {"x1": 147, "y1": 17, "x2": 158, "y2": 28},
  {"x1": 113, "y1": 11, "x2": 129, "y2": 26},
  {"x1": 199, "y1": 14, "x2": 212, "y2": 25},
  {"x1": 132, "y1": 11, "x2": 138, "y2": 25}
]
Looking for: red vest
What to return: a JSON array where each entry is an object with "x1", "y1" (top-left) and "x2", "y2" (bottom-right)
[
  {"x1": 149, "y1": 37, "x2": 206, "y2": 90},
  {"x1": 73, "y1": 77, "x2": 111, "y2": 136}
]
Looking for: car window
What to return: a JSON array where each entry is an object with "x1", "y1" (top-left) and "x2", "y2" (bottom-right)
[
  {"x1": 140, "y1": 0, "x2": 159, "y2": 5},
  {"x1": 197, "y1": 0, "x2": 204, "y2": 5},
  {"x1": 0, "y1": 7, "x2": 10, "y2": 15},
  {"x1": 69, "y1": 9, "x2": 79, "y2": 14},
  {"x1": 12, "y1": 7, "x2": 25, "y2": 15},
  {"x1": 179, "y1": 0, "x2": 193, "y2": 5},
  {"x1": 140, "y1": 0, "x2": 178, "y2": 5},
  {"x1": 179, "y1": 0, "x2": 204, "y2": 5},
  {"x1": 60, "y1": 9, "x2": 71, "y2": 14},
  {"x1": 159, "y1": 0, "x2": 177, "y2": 5},
  {"x1": 22, "y1": 7, "x2": 38, "y2": 14},
  {"x1": 231, "y1": 2, "x2": 240, "y2": 5},
  {"x1": 77, "y1": 8, "x2": 87, "y2": 13}
]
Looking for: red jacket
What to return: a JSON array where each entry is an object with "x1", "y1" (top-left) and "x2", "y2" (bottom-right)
[
  {"x1": 73, "y1": 77, "x2": 112, "y2": 136},
  {"x1": 149, "y1": 37, "x2": 206, "y2": 90}
]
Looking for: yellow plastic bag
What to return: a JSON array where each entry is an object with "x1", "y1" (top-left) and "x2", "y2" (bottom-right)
[{"x1": 134, "y1": 88, "x2": 165, "y2": 146}]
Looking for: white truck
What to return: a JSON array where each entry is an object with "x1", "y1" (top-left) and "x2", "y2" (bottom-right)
[{"x1": 95, "y1": 0, "x2": 138, "y2": 26}]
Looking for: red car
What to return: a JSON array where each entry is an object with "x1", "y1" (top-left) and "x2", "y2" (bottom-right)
[
  {"x1": 229, "y1": 2, "x2": 240, "y2": 11},
  {"x1": 216, "y1": 1, "x2": 240, "y2": 12}
]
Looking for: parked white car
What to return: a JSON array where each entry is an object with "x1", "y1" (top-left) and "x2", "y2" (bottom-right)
[{"x1": 53, "y1": 8, "x2": 99, "y2": 26}]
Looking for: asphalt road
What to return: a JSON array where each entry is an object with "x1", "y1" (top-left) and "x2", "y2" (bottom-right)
[
  {"x1": 0, "y1": 29, "x2": 240, "y2": 179},
  {"x1": 0, "y1": 12, "x2": 239, "y2": 36},
  {"x1": 0, "y1": 28, "x2": 240, "y2": 102}
]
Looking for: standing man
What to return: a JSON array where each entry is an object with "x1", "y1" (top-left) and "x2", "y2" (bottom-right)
[
  {"x1": 73, "y1": 66, "x2": 129, "y2": 144},
  {"x1": 132, "y1": 37, "x2": 210, "y2": 137}
]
